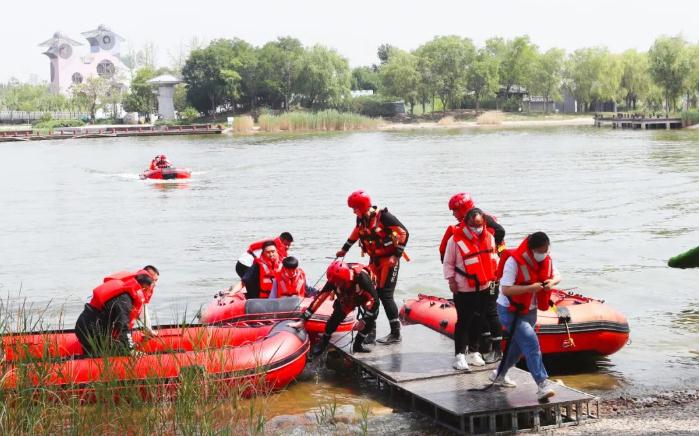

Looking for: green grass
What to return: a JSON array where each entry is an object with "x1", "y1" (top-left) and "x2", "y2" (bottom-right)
[{"x1": 258, "y1": 110, "x2": 381, "y2": 132}]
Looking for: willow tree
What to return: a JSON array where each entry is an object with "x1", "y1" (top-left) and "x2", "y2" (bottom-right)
[
  {"x1": 380, "y1": 50, "x2": 420, "y2": 114},
  {"x1": 619, "y1": 49, "x2": 651, "y2": 111},
  {"x1": 648, "y1": 35, "x2": 691, "y2": 116},
  {"x1": 529, "y1": 48, "x2": 565, "y2": 113},
  {"x1": 416, "y1": 36, "x2": 475, "y2": 111}
]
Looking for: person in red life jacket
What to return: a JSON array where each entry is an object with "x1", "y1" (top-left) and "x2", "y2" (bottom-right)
[
  {"x1": 230, "y1": 240, "x2": 282, "y2": 299},
  {"x1": 75, "y1": 271, "x2": 155, "y2": 356},
  {"x1": 235, "y1": 232, "x2": 294, "y2": 279},
  {"x1": 269, "y1": 256, "x2": 318, "y2": 298},
  {"x1": 103, "y1": 265, "x2": 160, "y2": 337},
  {"x1": 336, "y1": 190, "x2": 408, "y2": 345},
  {"x1": 443, "y1": 208, "x2": 500, "y2": 371},
  {"x1": 290, "y1": 260, "x2": 380, "y2": 355},
  {"x1": 494, "y1": 232, "x2": 562, "y2": 401},
  {"x1": 439, "y1": 192, "x2": 505, "y2": 263},
  {"x1": 149, "y1": 154, "x2": 172, "y2": 170}
]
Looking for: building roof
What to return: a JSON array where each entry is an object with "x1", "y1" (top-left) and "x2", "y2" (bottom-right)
[
  {"x1": 147, "y1": 74, "x2": 183, "y2": 85},
  {"x1": 38, "y1": 32, "x2": 83, "y2": 47},
  {"x1": 81, "y1": 24, "x2": 125, "y2": 42}
]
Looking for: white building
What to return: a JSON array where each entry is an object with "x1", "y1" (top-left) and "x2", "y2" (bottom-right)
[{"x1": 40, "y1": 25, "x2": 129, "y2": 95}]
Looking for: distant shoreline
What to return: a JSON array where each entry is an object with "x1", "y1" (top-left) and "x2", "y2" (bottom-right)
[{"x1": 379, "y1": 116, "x2": 594, "y2": 131}]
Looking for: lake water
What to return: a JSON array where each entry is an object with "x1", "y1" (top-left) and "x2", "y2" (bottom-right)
[{"x1": 1, "y1": 126, "x2": 698, "y2": 408}]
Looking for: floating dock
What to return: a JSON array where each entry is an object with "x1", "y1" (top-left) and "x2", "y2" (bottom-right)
[
  {"x1": 330, "y1": 324, "x2": 597, "y2": 435},
  {"x1": 0, "y1": 124, "x2": 223, "y2": 142},
  {"x1": 594, "y1": 115, "x2": 683, "y2": 129}
]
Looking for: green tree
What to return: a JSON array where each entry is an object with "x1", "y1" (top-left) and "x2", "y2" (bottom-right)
[
  {"x1": 181, "y1": 39, "x2": 242, "y2": 115},
  {"x1": 122, "y1": 67, "x2": 157, "y2": 117},
  {"x1": 258, "y1": 37, "x2": 304, "y2": 110},
  {"x1": 619, "y1": 49, "x2": 651, "y2": 110},
  {"x1": 71, "y1": 76, "x2": 112, "y2": 121},
  {"x1": 380, "y1": 50, "x2": 420, "y2": 114},
  {"x1": 497, "y1": 36, "x2": 538, "y2": 99},
  {"x1": 467, "y1": 48, "x2": 499, "y2": 112},
  {"x1": 417, "y1": 36, "x2": 475, "y2": 111},
  {"x1": 351, "y1": 66, "x2": 381, "y2": 91},
  {"x1": 297, "y1": 45, "x2": 351, "y2": 110},
  {"x1": 377, "y1": 44, "x2": 398, "y2": 65},
  {"x1": 530, "y1": 48, "x2": 565, "y2": 113},
  {"x1": 0, "y1": 81, "x2": 70, "y2": 112},
  {"x1": 564, "y1": 47, "x2": 620, "y2": 112},
  {"x1": 227, "y1": 38, "x2": 259, "y2": 112},
  {"x1": 648, "y1": 35, "x2": 691, "y2": 115}
]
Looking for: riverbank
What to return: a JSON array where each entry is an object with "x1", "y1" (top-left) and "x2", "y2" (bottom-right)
[{"x1": 379, "y1": 116, "x2": 594, "y2": 131}]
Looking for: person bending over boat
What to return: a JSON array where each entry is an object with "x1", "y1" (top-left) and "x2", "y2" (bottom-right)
[
  {"x1": 336, "y1": 190, "x2": 408, "y2": 345},
  {"x1": 230, "y1": 240, "x2": 282, "y2": 299},
  {"x1": 494, "y1": 232, "x2": 561, "y2": 402},
  {"x1": 270, "y1": 256, "x2": 317, "y2": 298},
  {"x1": 75, "y1": 270, "x2": 156, "y2": 356},
  {"x1": 235, "y1": 232, "x2": 294, "y2": 279},
  {"x1": 290, "y1": 261, "x2": 379, "y2": 355},
  {"x1": 102, "y1": 265, "x2": 160, "y2": 338},
  {"x1": 443, "y1": 208, "x2": 500, "y2": 371},
  {"x1": 149, "y1": 154, "x2": 172, "y2": 170}
]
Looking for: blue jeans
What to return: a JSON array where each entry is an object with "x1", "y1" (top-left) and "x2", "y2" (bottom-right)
[{"x1": 496, "y1": 304, "x2": 548, "y2": 384}]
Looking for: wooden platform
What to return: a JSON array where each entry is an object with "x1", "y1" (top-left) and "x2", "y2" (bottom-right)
[
  {"x1": 0, "y1": 124, "x2": 223, "y2": 142},
  {"x1": 330, "y1": 324, "x2": 598, "y2": 435},
  {"x1": 594, "y1": 115, "x2": 683, "y2": 129}
]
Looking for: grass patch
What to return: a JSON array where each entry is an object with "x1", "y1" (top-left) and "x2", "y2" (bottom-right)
[
  {"x1": 233, "y1": 115, "x2": 255, "y2": 134},
  {"x1": 258, "y1": 110, "x2": 381, "y2": 132},
  {"x1": 476, "y1": 111, "x2": 504, "y2": 125}
]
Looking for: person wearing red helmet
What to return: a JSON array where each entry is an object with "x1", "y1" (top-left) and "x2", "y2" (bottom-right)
[
  {"x1": 149, "y1": 154, "x2": 172, "y2": 170},
  {"x1": 75, "y1": 270, "x2": 156, "y2": 356},
  {"x1": 439, "y1": 193, "x2": 505, "y2": 263},
  {"x1": 336, "y1": 190, "x2": 409, "y2": 345},
  {"x1": 291, "y1": 260, "x2": 379, "y2": 355}
]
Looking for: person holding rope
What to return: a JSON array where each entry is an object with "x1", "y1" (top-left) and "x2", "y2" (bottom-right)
[
  {"x1": 493, "y1": 231, "x2": 561, "y2": 401},
  {"x1": 443, "y1": 208, "x2": 500, "y2": 371},
  {"x1": 290, "y1": 260, "x2": 380, "y2": 355},
  {"x1": 336, "y1": 190, "x2": 408, "y2": 345}
]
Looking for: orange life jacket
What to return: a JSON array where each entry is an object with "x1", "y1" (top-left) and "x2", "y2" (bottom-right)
[
  {"x1": 356, "y1": 208, "x2": 395, "y2": 257},
  {"x1": 247, "y1": 237, "x2": 288, "y2": 259},
  {"x1": 255, "y1": 257, "x2": 281, "y2": 299},
  {"x1": 103, "y1": 269, "x2": 155, "y2": 303},
  {"x1": 274, "y1": 268, "x2": 307, "y2": 298},
  {"x1": 496, "y1": 237, "x2": 553, "y2": 314},
  {"x1": 89, "y1": 278, "x2": 145, "y2": 329},
  {"x1": 439, "y1": 214, "x2": 499, "y2": 262},
  {"x1": 451, "y1": 223, "x2": 498, "y2": 289}
]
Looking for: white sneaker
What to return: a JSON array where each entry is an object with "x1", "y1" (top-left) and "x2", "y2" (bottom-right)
[
  {"x1": 466, "y1": 352, "x2": 486, "y2": 367},
  {"x1": 489, "y1": 370, "x2": 517, "y2": 388},
  {"x1": 452, "y1": 353, "x2": 470, "y2": 371},
  {"x1": 536, "y1": 380, "x2": 556, "y2": 401}
]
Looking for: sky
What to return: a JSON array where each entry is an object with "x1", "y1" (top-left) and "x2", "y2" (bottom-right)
[{"x1": 2, "y1": 0, "x2": 699, "y2": 83}]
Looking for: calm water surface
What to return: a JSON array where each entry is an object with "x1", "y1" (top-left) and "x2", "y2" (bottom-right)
[{"x1": 1, "y1": 126, "x2": 698, "y2": 408}]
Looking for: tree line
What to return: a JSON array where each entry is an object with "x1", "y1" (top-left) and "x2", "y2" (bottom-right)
[{"x1": 2, "y1": 34, "x2": 699, "y2": 118}]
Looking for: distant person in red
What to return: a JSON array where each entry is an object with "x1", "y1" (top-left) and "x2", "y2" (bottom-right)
[
  {"x1": 149, "y1": 154, "x2": 172, "y2": 170},
  {"x1": 235, "y1": 232, "x2": 294, "y2": 279},
  {"x1": 75, "y1": 269, "x2": 157, "y2": 356}
]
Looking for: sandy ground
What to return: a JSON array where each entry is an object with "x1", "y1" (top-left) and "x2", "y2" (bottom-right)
[{"x1": 378, "y1": 117, "x2": 594, "y2": 131}]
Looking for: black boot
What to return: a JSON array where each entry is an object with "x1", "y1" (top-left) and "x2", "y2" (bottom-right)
[
  {"x1": 363, "y1": 327, "x2": 376, "y2": 345},
  {"x1": 353, "y1": 333, "x2": 372, "y2": 353},
  {"x1": 377, "y1": 320, "x2": 401, "y2": 345},
  {"x1": 312, "y1": 333, "x2": 330, "y2": 356}
]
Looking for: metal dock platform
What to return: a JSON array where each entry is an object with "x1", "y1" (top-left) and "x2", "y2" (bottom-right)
[{"x1": 330, "y1": 324, "x2": 598, "y2": 435}]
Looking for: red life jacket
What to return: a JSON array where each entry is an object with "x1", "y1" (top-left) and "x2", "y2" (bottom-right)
[
  {"x1": 274, "y1": 268, "x2": 307, "y2": 297},
  {"x1": 451, "y1": 223, "x2": 498, "y2": 289},
  {"x1": 103, "y1": 269, "x2": 155, "y2": 303},
  {"x1": 496, "y1": 237, "x2": 553, "y2": 314},
  {"x1": 254, "y1": 257, "x2": 281, "y2": 298},
  {"x1": 439, "y1": 213, "x2": 499, "y2": 263},
  {"x1": 356, "y1": 208, "x2": 395, "y2": 258},
  {"x1": 247, "y1": 237, "x2": 288, "y2": 259},
  {"x1": 89, "y1": 278, "x2": 145, "y2": 329}
]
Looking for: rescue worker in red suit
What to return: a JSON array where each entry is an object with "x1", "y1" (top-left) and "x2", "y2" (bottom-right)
[
  {"x1": 270, "y1": 256, "x2": 318, "y2": 298},
  {"x1": 149, "y1": 154, "x2": 172, "y2": 170},
  {"x1": 231, "y1": 240, "x2": 282, "y2": 298},
  {"x1": 443, "y1": 208, "x2": 500, "y2": 370},
  {"x1": 440, "y1": 193, "x2": 506, "y2": 364},
  {"x1": 336, "y1": 190, "x2": 408, "y2": 345},
  {"x1": 235, "y1": 232, "x2": 294, "y2": 279},
  {"x1": 291, "y1": 261, "x2": 380, "y2": 355},
  {"x1": 75, "y1": 271, "x2": 156, "y2": 356}
]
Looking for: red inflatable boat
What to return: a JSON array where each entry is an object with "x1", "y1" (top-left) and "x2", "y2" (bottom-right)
[
  {"x1": 400, "y1": 290, "x2": 629, "y2": 356},
  {"x1": 200, "y1": 292, "x2": 355, "y2": 337},
  {"x1": 140, "y1": 167, "x2": 191, "y2": 180},
  {"x1": 1, "y1": 321, "x2": 308, "y2": 401}
]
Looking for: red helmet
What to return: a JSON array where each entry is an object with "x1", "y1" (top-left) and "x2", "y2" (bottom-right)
[
  {"x1": 347, "y1": 190, "x2": 372, "y2": 213},
  {"x1": 448, "y1": 192, "x2": 474, "y2": 213},
  {"x1": 326, "y1": 260, "x2": 352, "y2": 284}
]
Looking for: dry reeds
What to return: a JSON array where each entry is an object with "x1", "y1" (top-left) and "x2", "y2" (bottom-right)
[
  {"x1": 233, "y1": 115, "x2": 255, "y2": 134},
  {"x1": 258, "y1": 110, "x2": 381, "y2": 132},
  {"x1": 437, "y1": 116, "x2": 455, "y2": 125},
  {"x1": 476, "y1": 111, "x2": 504, "y2": 125}
]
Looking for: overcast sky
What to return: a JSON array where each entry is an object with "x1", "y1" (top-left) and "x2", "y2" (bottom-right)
[{"x1": 2, "y1": 0, "x2": 698, "y2": 83}]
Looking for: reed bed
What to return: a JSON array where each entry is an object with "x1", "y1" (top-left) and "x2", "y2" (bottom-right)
[
  {"x1": 476, "y1": 111, "x2": 504, "y2": 125},
  {"x1": 258, "y1": 110, "x2": 381, "y2": 132},
  {"x1": 233, "y1": 115, "x2": 255, "y2": 134},
  {"x1": 437, "y1": 115, "x2": 455, "y2": 125}
]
